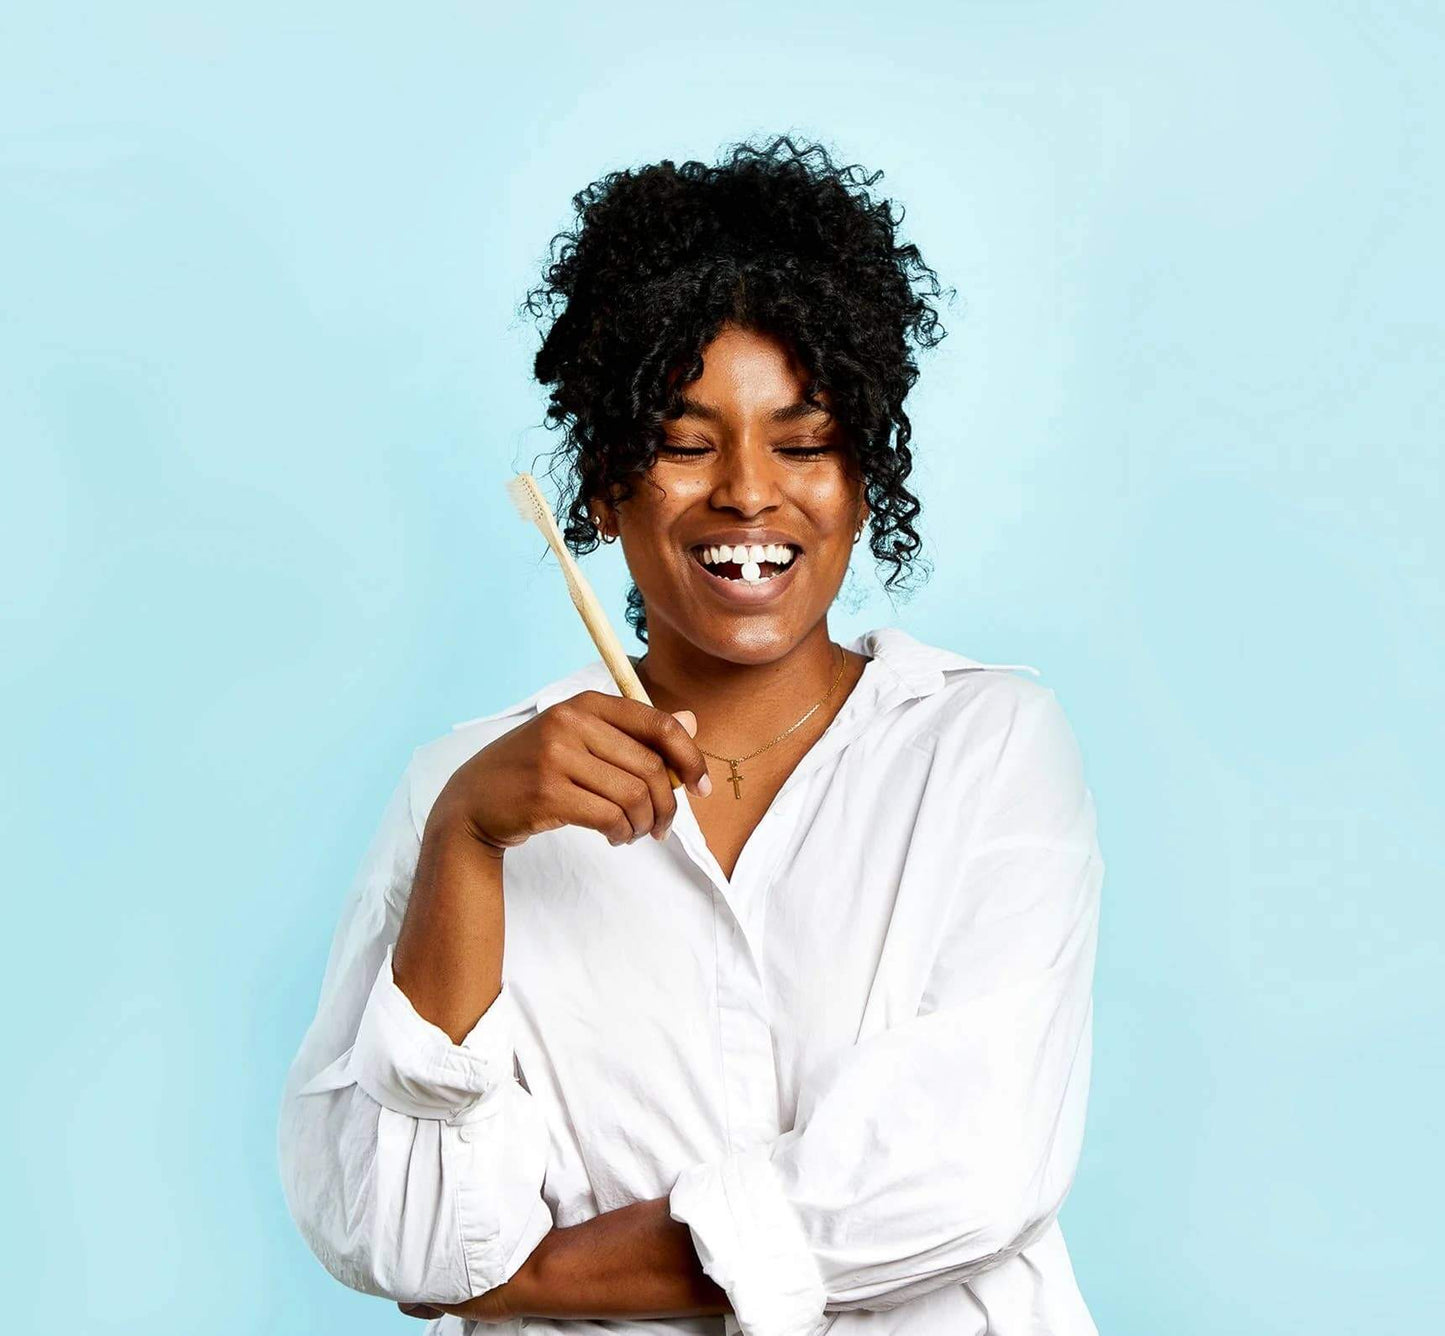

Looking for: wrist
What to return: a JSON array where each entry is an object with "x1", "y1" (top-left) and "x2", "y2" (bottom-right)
[
  {"x1": 504, "y1": 1230, "x2": 560, "y2": 1318},
  {"x1": 424, "y1": 794, "x2": 508, "y2": 860}
]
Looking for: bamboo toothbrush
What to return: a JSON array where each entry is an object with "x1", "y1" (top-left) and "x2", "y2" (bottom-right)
[{"x1": 504, "y1": 472, "x2": 683, "y2": 790}]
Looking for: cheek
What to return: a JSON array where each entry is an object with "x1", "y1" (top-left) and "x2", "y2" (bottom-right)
[
  {"x1": 799, "y1": 476, "x2": 863, "y2": 532},
  {"x1": 637, "y1": 464, "x2": 710, "y2": 501},
  {"x1": 650, "y1": 473, "x2": 711, "y2": 505},
  {"x1": 619, "y1": 477, "x2": 697, "y2": 550}
]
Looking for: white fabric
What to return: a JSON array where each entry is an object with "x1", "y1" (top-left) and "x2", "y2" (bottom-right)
[{"x1": 277, "y1": 626, "x2": 1103, "y2": 1336}]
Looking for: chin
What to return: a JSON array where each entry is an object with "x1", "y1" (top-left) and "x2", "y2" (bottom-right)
[{"x1": 687, "y1": 618, "x2": 817, "y2": 665}]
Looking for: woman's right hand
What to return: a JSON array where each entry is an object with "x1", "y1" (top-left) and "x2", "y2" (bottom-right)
[{"x1": 427, "y1": 691, "x2": 712, "y2": 853}]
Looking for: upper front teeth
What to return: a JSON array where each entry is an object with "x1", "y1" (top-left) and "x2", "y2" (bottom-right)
[{"x1": 698, "y1": 543, "x2": 797, "y2": 567}]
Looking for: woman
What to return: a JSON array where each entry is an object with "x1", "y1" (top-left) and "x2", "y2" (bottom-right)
[{"x1": 278, "y1": 137, "x2": 1103, "y2": 1336}]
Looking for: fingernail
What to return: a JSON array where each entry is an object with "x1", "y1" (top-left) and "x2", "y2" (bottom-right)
[
  {"x1": 697, "y1": 772, "x2": 713, "y2": 797},
  {"x1": 673, "y1": 709, "x2": 697, "y2": 737}
]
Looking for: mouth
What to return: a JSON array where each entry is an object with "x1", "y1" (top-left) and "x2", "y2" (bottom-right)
[{"x1": 687, "y1": 541, "x2": 802, "y2": 604}]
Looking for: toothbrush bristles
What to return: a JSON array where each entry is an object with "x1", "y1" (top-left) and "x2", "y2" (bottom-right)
[{"x1": 505, "y1": 472, "x2": 567, "y2": 549}]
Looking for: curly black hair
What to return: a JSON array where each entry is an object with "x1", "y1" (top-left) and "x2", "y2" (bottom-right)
[{"x1": 522, "y1": 133, "x2": 949, "y2": 643}]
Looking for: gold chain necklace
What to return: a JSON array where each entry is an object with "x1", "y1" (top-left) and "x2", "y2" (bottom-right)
[{"x1": 693, "y1": 644, "x2": 848, "y2": 800}]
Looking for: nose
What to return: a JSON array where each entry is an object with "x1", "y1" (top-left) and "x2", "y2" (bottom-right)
[{"x1": 708, "y1": 438, "x2": 783, "y2": 517}]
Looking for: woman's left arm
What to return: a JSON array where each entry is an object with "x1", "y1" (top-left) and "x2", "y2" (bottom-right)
[{"x1": 661, "y1": 687, "x2": 1104, "y2": 1336}]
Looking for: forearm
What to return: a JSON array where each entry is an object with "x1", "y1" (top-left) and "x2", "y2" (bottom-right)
[
  {"x1": 441, "y1": 1196, "x2": 731, "y2": 1322},
  {"x1": 392, "y1": 806, "x2": 506, "y2": 1045},
  {"x1": 525, "y1": 1196, "x2": 730, "y2": 1319}
]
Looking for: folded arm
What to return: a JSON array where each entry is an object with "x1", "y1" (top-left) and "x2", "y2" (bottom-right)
[
  {"x1": 276, "y1": 761, "x2": 555, "y2": 1305},
  {"x1": 665, "y1": 688, "x2": 1103, "y2": 1336},
  {"x1": 410, "y1": 1195, "x2": 729, "y2": 1324}
]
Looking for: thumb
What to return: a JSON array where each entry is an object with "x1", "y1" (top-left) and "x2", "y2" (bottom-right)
[{"x1": 671, "y1": 709, "x2": 697, "y2": 738}]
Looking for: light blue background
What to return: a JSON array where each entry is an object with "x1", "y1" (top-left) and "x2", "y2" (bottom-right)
[{"x1": 2, "y1": 3, "x2": 1440, "y2": 1333}]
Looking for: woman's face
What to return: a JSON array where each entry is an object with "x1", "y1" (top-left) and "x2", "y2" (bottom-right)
[{"x1": 602, "y1": 323, "x2": 868, "y2": 665}]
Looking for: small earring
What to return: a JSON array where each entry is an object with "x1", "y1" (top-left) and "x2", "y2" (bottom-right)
[
  {"x1": 853, "y1": 523, "x2": 865, "y2": 544},
  {"x1": 591, "y1": 514, "x2": 617, "y2": 544}
]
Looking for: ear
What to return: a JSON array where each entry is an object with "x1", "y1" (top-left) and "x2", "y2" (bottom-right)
[{"x1": 587, "y1": 498, "x2": 617, "y2": 541}]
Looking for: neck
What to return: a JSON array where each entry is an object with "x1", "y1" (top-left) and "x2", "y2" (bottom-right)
[{"x1": 633, "y1": 623, "x2": 845, "y2": 752}]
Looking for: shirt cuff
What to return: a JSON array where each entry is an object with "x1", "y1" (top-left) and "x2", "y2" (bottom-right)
[
  {"x1": 351, "y1": 943, "x2": 518, "y2": 1121},
  {"x1": 669, "y1": 1144, "x2": 830, "y2": 1336}
]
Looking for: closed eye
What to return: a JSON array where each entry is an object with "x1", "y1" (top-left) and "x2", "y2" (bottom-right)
[{"x1": 654, "y1": 442, "x2": 835, "y2": 460}]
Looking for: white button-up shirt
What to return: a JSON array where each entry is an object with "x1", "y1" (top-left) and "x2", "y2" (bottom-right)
[{"x1": 277, "y1": 626, "x2": 1103, "y2": 1336}]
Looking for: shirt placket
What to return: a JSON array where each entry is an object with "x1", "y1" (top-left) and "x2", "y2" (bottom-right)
[
  {"x1": 665, "y1": 674, "x2": 912, "y2": 1155},
  {"x1": 667, "y1": 801, "x2": 783, "y2": 1151}
]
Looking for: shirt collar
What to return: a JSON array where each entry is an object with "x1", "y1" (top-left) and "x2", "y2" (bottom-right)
[
  {"x1": 856, "y1": 626, "x2": 1040, "y2": 700},
  {"x1": 524, "y1": 626, "x2": 1037, "y2": 717}
]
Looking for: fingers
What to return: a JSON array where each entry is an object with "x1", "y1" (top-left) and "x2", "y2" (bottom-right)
[
  {"x1": 576, "y1": 693, "x2": 711, "y2": 796},
  {"x1": 551, "y1": 774, "x2": 650, "y2": 843},
  {"x1": 567, "y1": 748, "x2": 667, "y2": 842},
  {"x1": 535, "y1": 693, "x2": 712, "y2": 847},
  {"x1": 575, "y1": 717, "x2": 681, "y2": 841}
]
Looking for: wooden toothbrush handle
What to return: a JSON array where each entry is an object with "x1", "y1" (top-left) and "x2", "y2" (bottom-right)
[
  {"x1": 612, "y1": 667, "x2": 686, "y2": 792},
  {"x1": 573, "y1": 594, "x2": 686, "y2": 791}
]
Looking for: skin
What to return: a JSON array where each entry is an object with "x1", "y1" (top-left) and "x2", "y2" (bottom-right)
[{"x1": 393, "y1": 322, "x2": 870, "y2": 1323}]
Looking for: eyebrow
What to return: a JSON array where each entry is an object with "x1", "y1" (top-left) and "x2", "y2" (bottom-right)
[{"x1": 674, "y1": 395, "x2": 830, "y2": 425}]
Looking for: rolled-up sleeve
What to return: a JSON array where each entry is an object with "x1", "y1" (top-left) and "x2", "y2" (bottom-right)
[
  {"x1": 669, "y1": 687, "x2": 1103, "y2": 1336},
  {"x1": 351, "y1": 941, "x2": 520, "y2": 1119},
  {"x1": 277, "y1": 755, "x2": 554, "y2": 1304}
]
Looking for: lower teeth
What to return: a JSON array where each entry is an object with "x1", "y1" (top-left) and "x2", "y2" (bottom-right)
[{"x1": 701, "y1": 558, "x2": 782, "y2": 583}]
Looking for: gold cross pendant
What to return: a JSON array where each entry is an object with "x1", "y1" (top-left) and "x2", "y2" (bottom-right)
[{"x1": 725, "y1": 759, "x2": 744, "y2": 800}]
